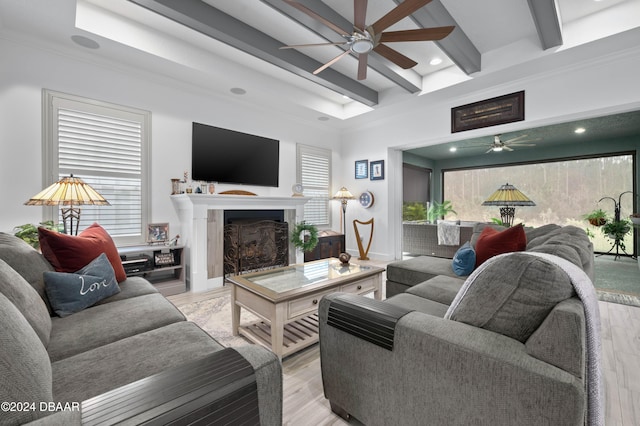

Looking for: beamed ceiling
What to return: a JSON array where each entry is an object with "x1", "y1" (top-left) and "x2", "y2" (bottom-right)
[{"x1": 0, "y1": 0, "x2": 639, "y2": 155}]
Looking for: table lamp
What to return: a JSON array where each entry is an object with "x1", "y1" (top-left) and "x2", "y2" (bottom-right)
[
  {"x1": 481, "y1": 183, "x2": 535, "y2": 227},
  {"x1": 25, "y1": 174, "x2": 110, "y2": 235}
]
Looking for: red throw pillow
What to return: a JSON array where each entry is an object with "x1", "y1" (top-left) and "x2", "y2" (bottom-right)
[
  {"x1": 38, "y1": 223, "x2": 127, "y2": 282},
  {"x1": 474, "y1": 224, "x2": 527, "y2": 268}
]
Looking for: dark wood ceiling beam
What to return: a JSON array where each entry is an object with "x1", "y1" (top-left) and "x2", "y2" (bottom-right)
[
  {"x1": 392, "y1": 0, "x2": 481, "y2": 75},
  {"x1": 262, "y1": 0, "x2": 422, "y2": 93},
  {"x1": 127, "y1": 0, "x2": 378, "y2": 106},
  {"x1": 527, "y1": 0, "x2": 563, "y2": 50}
]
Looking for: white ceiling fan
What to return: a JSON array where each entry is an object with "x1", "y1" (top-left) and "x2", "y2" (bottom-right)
[{"x1": 485, "y1": 134, "x2": 538, "y2": 153}]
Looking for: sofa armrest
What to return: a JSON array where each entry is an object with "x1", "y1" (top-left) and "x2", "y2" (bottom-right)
[
  {"x1": 81, "y1": 348, "x2": 262, "y2": 425},
  {"x1": 319, "y1": 293, "x2": 585, "y2": 426}
]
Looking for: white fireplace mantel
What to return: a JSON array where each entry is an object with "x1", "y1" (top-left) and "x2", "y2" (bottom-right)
[{"x1": 171, "y1": 194, "x2": 309, "y2": 292}]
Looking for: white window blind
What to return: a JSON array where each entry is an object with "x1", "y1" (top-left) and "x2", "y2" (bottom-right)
[
  {"x1": 297, "y1": 144, "x2": 331, "y2": 226},
  {"x1": 44, "y1": 90, "x2": 150, "y2": 244}
]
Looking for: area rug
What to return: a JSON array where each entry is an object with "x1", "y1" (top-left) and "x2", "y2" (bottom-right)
[
  {"x1": 176, "y1": 295, "x2": 259, "y2": 348},
  {"x1": 596, "y1": 290, "x2": 640, "y2": 308}
]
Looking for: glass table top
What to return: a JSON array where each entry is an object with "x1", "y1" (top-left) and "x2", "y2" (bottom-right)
[{"x1": 236, "y1": 259, "x2": 377, "y2": 294}]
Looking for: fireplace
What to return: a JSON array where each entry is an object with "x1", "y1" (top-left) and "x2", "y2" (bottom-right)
[
  {"x1": 223, "y1": 210, "x2": 289, "y2": 276},
  {"x1": 170, "y1": 194, "x2": 308, "y2": 292}
]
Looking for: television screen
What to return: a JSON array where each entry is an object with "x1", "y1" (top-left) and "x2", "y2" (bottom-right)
[{"x1": 192, "y1": 122, "x2": 279, "y2": 187}]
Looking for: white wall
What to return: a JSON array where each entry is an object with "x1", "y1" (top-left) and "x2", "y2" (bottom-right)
[{"x1": 0, "y1": 38, "x2": 342, "y2": 239}]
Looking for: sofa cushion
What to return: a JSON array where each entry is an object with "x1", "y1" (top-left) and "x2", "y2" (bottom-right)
[
  {"x1": 452, "y1": 242, "x2": 476, "y2": 276},
  {"x1": 406, "y1": 275, "x2": 464, "y2": 306},
  {"x1": 0, "y1": 232, "x2": 55, "y2": 313},
  {"x1": 44, "y1": 253, "x2": 121, "y2": 317},
  {"x1": 47, "y1": 293, "x2": 185, "y2": 361},
  {"x1": 0, "y1": 259, "x2": 51, "y2": 347},
  {"x1": 95, "y1": 276, "x2": 158, "y2": 305},
  {"x1": 386, "y1": 256, "x2": 458, "y2": 287},
  {"x1": 0, "y1": 292, "x2": 53, "y2": 426},
  {"x1": 38, "y1": 223, "x2": 127, "y2": 282},
  {"x1": 474, "y1": 224, "x2": 526, "y2": 267},
  {"x1": 446, "y1": 252, "x2": 575, "y2": 342},
  {"x1": 51, "y1": 321, "x2": 224, "y2": 403}
]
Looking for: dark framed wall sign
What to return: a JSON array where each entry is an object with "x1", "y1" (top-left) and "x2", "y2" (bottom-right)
[
  {"x1": 451, "y1": 91, "x2": 525, "y2": 133},
  {"x1": 355, "y1": 160, "x2": 368, "y2": 179},
  {"x1": 370, "y1": 160, "x2": 385, "y2": 180}
]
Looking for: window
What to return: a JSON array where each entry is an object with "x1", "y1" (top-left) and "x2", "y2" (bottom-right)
[
  {"x1": 43, "y1": 90, "x2": 150, "y2": 245},
  {"x1": 296, "y1": 144, "x2": 331, "y2": 227},
  {"x1": 443, "y1": 153, "x2": 635, "y2": 254}
]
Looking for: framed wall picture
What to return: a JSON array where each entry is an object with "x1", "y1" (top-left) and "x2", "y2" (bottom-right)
[
  {"x1": 355, "y1": 159, "x2": 368, "y2": 179},
  {"x1": 370, "y1": 160, "x2": 385, "y2": 180},
  {"x1": 147, "y1": 223, "x2": 169, "y2": 244}
]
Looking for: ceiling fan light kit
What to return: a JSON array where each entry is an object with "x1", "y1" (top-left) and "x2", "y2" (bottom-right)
[{"x1": 281, "y1": 0, "x2": 454, "y2": 80}]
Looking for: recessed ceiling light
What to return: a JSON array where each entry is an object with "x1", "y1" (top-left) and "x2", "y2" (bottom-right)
[
  {"x1": 71, "y1": 35, "x2": 100, "y2": 49},
  {"x1": 230, "y1": 87, "x2": 246, "y2": 95},
  {"x1": 575, "y1": 127, "x2": 586, "y2": 134},
  {"x1": 430, "y1": 57, "x2": 443, "y2": 66},
  {"x1": 449, "y1": 147, "x2": 457, "y2": 152},
  {"x1": 318, "y1": 116, "x2": 329, "y2": 121}
]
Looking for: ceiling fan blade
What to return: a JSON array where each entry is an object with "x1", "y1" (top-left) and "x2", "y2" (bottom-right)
[
  {"x1": 503, "y1": 146, "x2": 514, "y2": 151},
  {"x1": 485, "y1": 147, "x2": 494, "y2": 154},
  {"x1": 354, "y1": 0, "x2": 367, "y2": 31},
  {"x1": 379, "y1": 26, "x2": 455, "y2": 43},
  {"x1": 373, "y1": 43, "x2": 417, "y2": 69},
  {"x1": 280, "y1": 41, "x2": 347, "y2": 49},
  {"x1": 357, "y1": 53, "x2": 368, "y2": 80},
  {"x1": 284, "y1": 0, "x2": 350, "y2": 37},
  {"x1": 509, "y1": 143, "x2": 537, "y2": 147},
  {"x1": 313, "y1": 50, "x2": 351, "y2": 75},
  {"x1": 371, "y1": 0, "x2": 433, "y2": 34},
  {"x1": 501, "y1": 134, "x2": 529, "y2": 144}
]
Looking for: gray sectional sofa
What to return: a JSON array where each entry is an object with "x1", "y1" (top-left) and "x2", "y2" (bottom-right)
[
  {"x1": 319, "y1": 223, "x2": 601, "y2": 425},
  {"x1": 0, "y1": 232, "x2": 282, "y2": 425}
]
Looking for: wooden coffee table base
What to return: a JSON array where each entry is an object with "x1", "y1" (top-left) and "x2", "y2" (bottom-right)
[
  {"x1": 229, "y1": 259, "x2": 383, "y2": 360},
  {"x1": 238, "y1": 314, "x2": 319, "y2": 359}
]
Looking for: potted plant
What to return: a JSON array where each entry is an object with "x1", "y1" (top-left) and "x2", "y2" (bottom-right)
[
  {"x1": 402, "y1": 202, "x2": 428, "y2": 222},
  {"x1": 427, "y1": 200, "x2": 457, "y2": 222},
  {"x1": 602, "y1": 219, "x2": 632, "y2": 251},
  {"x1": 630, "y1": 213, "x2": 640, "y2": 226},
  {"x1": 583, "y1": 209, "x2": 608, "y2": 227},
  {"x1": 13, "y1": 221, "x2": 60, "y2": 249}
]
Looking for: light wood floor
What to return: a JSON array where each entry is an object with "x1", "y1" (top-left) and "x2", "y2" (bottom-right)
[{"x1": 169, "y1": 277, "x2": 640, "y2": 424}]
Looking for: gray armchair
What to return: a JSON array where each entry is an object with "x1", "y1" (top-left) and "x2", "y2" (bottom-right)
[{"x1": 319, "y1": 227, "x2": 600, "y2": 426}]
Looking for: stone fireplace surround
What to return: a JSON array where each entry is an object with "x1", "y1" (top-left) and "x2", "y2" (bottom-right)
[{"x1": 171, "y1": 194, "x2": 309, "y2": 292}]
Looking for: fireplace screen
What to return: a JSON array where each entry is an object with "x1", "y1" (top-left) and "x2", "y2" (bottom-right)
[{"x1": 224, "y1": 220, "x2": 289, "y2": 277}]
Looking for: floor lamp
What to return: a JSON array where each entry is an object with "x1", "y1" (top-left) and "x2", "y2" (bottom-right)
[
  {"x1": 25, "y1": 174, "x2": 110, "y2": 235},
  {"x1": 481, "y1": 183, "x2": 535, "y2": 227},
  {"x1": 332, "y1": 187, "x2": 355, "y2": 257}
]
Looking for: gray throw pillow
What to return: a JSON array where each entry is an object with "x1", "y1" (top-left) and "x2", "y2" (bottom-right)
[
  {"x1": 44, "y1": 253, "x2": 121, "y2": 317},
  {"x1": 447, "y1": 252, "x2": 575, "y2": 342}
]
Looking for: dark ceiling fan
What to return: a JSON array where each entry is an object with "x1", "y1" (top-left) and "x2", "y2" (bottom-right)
[
  {"x1": 280, "y1": 0, "x2": 454, "y2": 80},
  {"x1": 485, "y1": 134, "x2": 539, "y2": 153}
]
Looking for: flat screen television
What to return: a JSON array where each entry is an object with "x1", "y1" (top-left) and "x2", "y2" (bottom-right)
[{"x1": 191, "y1": 122, "x2": 279, "y2": 187}]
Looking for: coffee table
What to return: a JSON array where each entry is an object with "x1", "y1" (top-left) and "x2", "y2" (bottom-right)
[{"x1": 228, "y1": 258, "x2": 384, "y2": 359}]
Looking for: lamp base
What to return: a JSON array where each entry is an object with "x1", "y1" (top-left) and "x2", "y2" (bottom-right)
[{"x1": 499, "y1": 206, "x2": 516, "y2": 228}]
